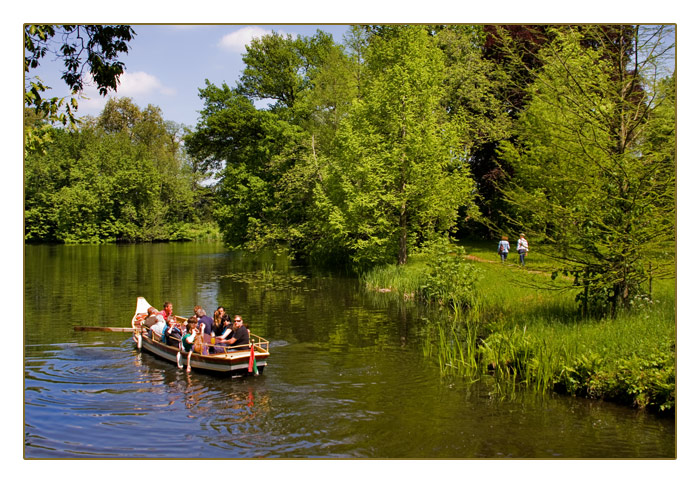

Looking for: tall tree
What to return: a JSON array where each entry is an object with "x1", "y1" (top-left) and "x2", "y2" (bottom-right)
[
  {"x1": 186, "y1": 30, "x2": 353, "y2": 258},
  {"x1": 320, "y1": 26, "x2": 478, "y2": 268},
  {"x1": 464, "y1": 25, "x2": 550, "y2": 235},
  {"x1": 238, "y1": 30, "x2": 336, "y2": 112},
  {"x1": 185, "y1": 81, "x2": 314, "y2": 252},
  {"x1": 497, "y1": 25, "x2": 676, "y2": 315}
]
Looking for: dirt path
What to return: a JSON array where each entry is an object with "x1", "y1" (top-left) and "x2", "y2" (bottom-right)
[{"x1": 465, "y1": 254, "x2": 497, "y2": 264}]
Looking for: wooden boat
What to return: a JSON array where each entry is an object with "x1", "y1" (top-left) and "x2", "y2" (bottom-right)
[{"x1": 130, "y1": 297, "x2": 269, "y2": 375}]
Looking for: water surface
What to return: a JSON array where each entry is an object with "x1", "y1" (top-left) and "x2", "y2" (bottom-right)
[{"x1": 24, "y1": 243, "x2": 675, "y2": 458}]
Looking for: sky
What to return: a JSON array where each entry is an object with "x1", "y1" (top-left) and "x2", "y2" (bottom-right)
[{"x1": 30, "y1": 24, "x2": 352, "y2": 128}]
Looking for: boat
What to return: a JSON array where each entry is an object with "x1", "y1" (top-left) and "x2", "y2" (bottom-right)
[{"x1": 130, "y1": 297, "x2": 269, "y2": 375}]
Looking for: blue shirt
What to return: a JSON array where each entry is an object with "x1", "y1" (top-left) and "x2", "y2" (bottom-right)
[{"x1": 199, "y1": 315, "x2": 214, "y2": 335}]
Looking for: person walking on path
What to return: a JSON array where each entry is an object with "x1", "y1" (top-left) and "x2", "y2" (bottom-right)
[
  {"x1": 517, "y1": 233, "x2": 529, "y2": 266},
  {"x1": 497, "y1": 236, "x2": 510, "y2": 263}
]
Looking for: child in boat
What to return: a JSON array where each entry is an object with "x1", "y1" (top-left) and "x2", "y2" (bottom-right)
[
  {"x1": 164, "y1": 315, "x2": 182, "y2": 346},
  {"x1": 160, "y1": 301, "x2": 173, "y2": 319},
  {"x1": 177, "y1": 317, "x2": 199, "y2": 373}
]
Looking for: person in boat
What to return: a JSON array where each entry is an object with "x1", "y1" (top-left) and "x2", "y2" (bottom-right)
[
  {"x1": 177, "y1": 317, "x2": 199, "y2": 372},
  {"x1": 160, "y1": 301, "x2": 173, "y2": 320},
  {"x1": 219, "y1": 316, "x2": 250, "y2": 351},
  {"x1": 164, "y1": 315, "x2": 182, "y2": 346},
  {"x1": 212, "y1": 306, "x2": 231, "y2": 337},
  {"x1": 196, "y1": 307, "x2": 214, "y2": 355},
  {"x1": 143, "y1": 307, "x2": 167, "y2": 338},
  {"x1": 209, "y1": 307, "x2": 230, "y2": 354},
  {"x1": 143, "y1": 306, "x2": 164, "y2": 328},
  {"x1": 210, "y1": 313, "x2": 233, "y2": 353}
]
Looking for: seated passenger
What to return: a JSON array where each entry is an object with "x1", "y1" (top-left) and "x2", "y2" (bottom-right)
[
  {"x1": 177, "y1": 317, "x2": 199, "y2": 373},
  {"x1": 212, "y1": 307, "x2": 225, "y2": 337},
  {"x1": 143, "y1": 307, "x2": 166, "y2": 338},
  {"x1": 195, "y1": 308, "x2": 214, "y2": 355},
  {"x1": 164, "y1": 315, "x2": 182, "y2": 346},
  {"x1": 160, "y1": 301, "x2": 173, "y2": 320},
  {"x1": 219, "y1": 316, "x2": 250, "y2": 351}
]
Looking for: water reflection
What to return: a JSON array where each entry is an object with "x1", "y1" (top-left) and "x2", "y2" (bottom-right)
[{"x1": 24, "y1": 243, "x2": 675, "y2": 458}]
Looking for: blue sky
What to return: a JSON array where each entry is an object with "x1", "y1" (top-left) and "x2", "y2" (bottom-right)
[{"x1": 31, "y1": 24, "x2": 351, "y2": 128}]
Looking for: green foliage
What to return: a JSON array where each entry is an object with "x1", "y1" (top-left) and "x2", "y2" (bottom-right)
[
  {"x1": 24, "y1": 99, "x2": 209, "y2": 243},
  {"x1": 561, "y1": 349, "x2": 675, "y2": 411},
  {"x1": 323, "y1": 26, "x2": 478, "y2": 268},
  {"x1": 496, "y1": 25, "x2": 676, "y2": 316},
  {"x1": 361, "y1": 257, "x2": 429, "y2": 300},
  {"x1": 187, "y1": 84, "x2": 320, "y2": 255},
  {"x1": 421, "y1": 241, "x2": 481, "y2": 310},
  {"x1": 24, "y1": 25, "x2": 135, "y2": 152},
  {"x1": 435, "y1": 26, "x2": 511, "y2": 151},
  {"x1": 239, "y1": 30, "x2": 336, "y2": 110},
  {"x1": 362, "y1": 238, "x2": 482, "y2": 311}
]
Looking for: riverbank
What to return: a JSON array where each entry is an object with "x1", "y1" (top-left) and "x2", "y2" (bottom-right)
[{"x1": 362, "y1": 241, "x2": 676, "y2": 414}]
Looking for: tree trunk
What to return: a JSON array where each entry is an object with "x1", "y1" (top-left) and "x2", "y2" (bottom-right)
[{"x1": 398, "y1": 199, "x2": 408, "y2": 265}]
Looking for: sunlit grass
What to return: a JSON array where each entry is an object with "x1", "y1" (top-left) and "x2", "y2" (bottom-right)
[
  {"x1": 362, "y1": 256, "x2": 429, "y2": 299},
  {"x1": 367, "y1": 239, "x2": 676, "y2": 412}
]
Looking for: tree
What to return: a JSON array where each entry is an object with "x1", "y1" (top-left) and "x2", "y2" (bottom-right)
[
  {"x1": 186, "y1": 30, "x2": 353, "y2": 259},
  {"x1": 463, "y1": 25, "x2": 550, "y2": 235},
  {"x1": 433, "y1": 26, "x2": 513, "y2": 234},
  {"x1": 497, "y1": 25, "x2": 676, "y2": 315},
  {"x1": 25, "y1": 98, "x2": 201, "y2": 243},
  {"x1": 24, "y1": 25, "x2": 135, "y2": 126},
  {"x1": 238, "y1": 30, "x2": 336, "y2": 111},
  {"x1": 320, "y1": 26, "x2": 478, "y2": 268},
  {"x1": 185, "y1": 81, "x2": 311, "y2": 252},
  {"x1": 24, "y1": 24, "x2": 136, "y2": 153}
]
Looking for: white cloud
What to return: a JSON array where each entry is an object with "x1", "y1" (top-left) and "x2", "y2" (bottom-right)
[
  {"x1": 218, "y1": 26, "x2": 282, "y2": 53},
  {"x1": 117, "y1": 71, "x2": 176, "y2": 97},
  {"x1": 73, "y1": 71, "x2": 175, "y2": 118}
]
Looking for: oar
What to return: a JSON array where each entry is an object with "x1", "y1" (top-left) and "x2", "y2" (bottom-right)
[{"x1": 73, "y1": 326, "x2": 135, "y2": 332}]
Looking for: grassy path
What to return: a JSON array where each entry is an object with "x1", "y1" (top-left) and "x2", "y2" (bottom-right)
[{"x1": 465, "y1": 253, "x2": 556, "y2": 277}]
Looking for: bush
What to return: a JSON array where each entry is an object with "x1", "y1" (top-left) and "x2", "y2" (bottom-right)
[
  {"x1": 420, "y1": 241, "x2": 481, "y2": 310},
  {"x1": 585, "y1": 350, "x2": 676, "y2": 412}
]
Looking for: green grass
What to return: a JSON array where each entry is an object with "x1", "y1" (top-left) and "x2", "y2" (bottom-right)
[
  {"x1": 362, "y1": 254, "x2": 430, "y2": 299},
  {"x1": 367, "y1": 240, "x2": 676, "y2": 413}
]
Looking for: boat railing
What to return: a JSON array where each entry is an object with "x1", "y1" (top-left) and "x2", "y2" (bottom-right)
[
  {"x1": 222, "y1": 334, "x2": 269, "y2": 353},
  {"x1": 142, "y1": 322, "x2": 269, "y2": 355},
  {"x1": 251, "y1": 334, "x2": 269, "y2": 352}
]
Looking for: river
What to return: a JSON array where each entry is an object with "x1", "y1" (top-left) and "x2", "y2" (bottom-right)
[{"x1": 23, "y1": 242, "x2": 675, "y2": 458}]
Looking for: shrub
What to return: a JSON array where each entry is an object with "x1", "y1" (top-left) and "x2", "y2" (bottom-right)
[{"x1": 421, "y1": 241, "x2": 481, "y2": 311}]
